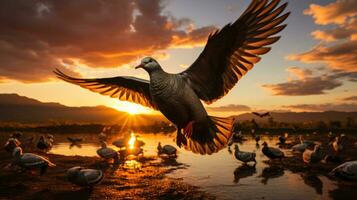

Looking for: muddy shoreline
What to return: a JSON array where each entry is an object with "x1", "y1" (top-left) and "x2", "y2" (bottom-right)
[{"x1": 0, "y1": 150, "x2": 214, "y2": 200}]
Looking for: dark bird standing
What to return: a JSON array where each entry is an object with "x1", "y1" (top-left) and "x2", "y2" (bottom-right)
[
  {"x1": 54, "y1": 0, "x2": 289, "y2": 155},
  {"x1": 262, "y1": 141, "x2": 284, "y2": 160}
]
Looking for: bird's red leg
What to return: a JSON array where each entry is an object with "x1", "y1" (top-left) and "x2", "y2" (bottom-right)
[{"x1": 183, "y1": 121, "x2": 195, "y2": 138}]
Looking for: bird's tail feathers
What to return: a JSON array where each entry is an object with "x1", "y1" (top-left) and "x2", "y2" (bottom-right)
[{"x1": 184, "y1": 116, "x2": 234, "y2": 155}]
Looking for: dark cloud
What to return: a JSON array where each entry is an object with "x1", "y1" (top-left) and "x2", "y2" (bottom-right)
[
  {"x1": 0, "y1": 0, "x2": 216, "y2": 82},
  {"x1": 262, "y1": 68, "x2": 357, "y2": 96},
  {"x1": 342, "y1": 96, "x2": 357, "y2": 102},
  {"x1": 206, "y1": 104, "x2": 251, "y2": 112},
  {"x1": 283, "y1": 103, "x2": 357, "y2": 112}
]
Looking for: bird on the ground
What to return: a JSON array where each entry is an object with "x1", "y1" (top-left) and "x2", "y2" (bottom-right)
[
  {"x1": 255, "y1": 135, "x2": 260, "y2": 144},
  {"x1": 67, "y1": 166, "x2": 103, "y2": 187},
  {"x1": 98, "y1": 132, "x2": 107, "y2": 141},
  {"x1": 303, "y1": 144, "x2": 324, "y2": 164},
  {"x1": 112, "y1": 138, "x2": 127, "y2": 149},
  {"x1": 234, "y1": 144, "x2": 256, "y2": 164},
  {"x1": 157, "y1": 142, "x2": 177, "y2": 157},
  {"x1": 36, "y1": 135, "x2": 52, "y2": 151},
  {"x1": 332, "y1": 135, "x2": 347, "y2": 154},
  {"x1": 298, "y1": 135, "x2": 314, "y2": 147},
  {"x1": 54, "y1": 0, "x2": 289, "y2": 154},
  {"x1": 329, "y1": 161, "x2": 357, "y2": 181},
  {"x1": 262, "y1": 141, "x2": 284, "y2": 160},
  {"x1": 278, "y1": 133, "x2": 288, "y2": 144},
  {"x1": 97, "y1": 141, "x2": 119, "y2": 164},
  {"x1": 252, "y1": 112, "x2": 270, "y2": 118},
  {"x1": 291, "y1": 135, "x2": 314, "y2": 153},
  {"x1": 46, "y1": 134, "x2": 54, "y2": 143},
  {"x1": 328, "y1": 131, "x2": 336, "y2": 142},
  {"x1": 291, "y1": 142, "x2": 308, "y2": 153},
  {"x1": 12, "y1": 147, "x2": 55, "y2": 175},
  {"x1": 10, "y1": 131, "x2": 23, "y2": 139},
  {"x1": 67, "y1": 137, "x2": 83, "y2": 144},
  {"x1": 4, "y1": 138, "x2": 21, "y2": 153},
  {"x1": 233, "y1": 131, "x2": 245, "y2": 141}
]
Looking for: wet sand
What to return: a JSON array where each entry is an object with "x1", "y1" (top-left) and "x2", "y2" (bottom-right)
[{"x1": 0, "y1": 150, "x2": 214, "y2": 200}]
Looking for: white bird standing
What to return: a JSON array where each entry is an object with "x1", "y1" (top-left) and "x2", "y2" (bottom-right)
[
  {"x1": 54, "y1": 0, "x2": 289, "y2": 155},
  {"x1": 67, "y1": 166, "x2": 103, "y2": 187},
  {"x1": 234, "y1": 144, "x2": 256, "y2": 164},
  {"x1": 12, "y1": 147, "x2": 55, "y2": 175},
  {"x1": 329, "y1": 161, "x2": 357, "y2": 181}
]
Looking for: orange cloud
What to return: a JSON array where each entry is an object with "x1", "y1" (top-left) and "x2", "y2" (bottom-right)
[
  {"x1": 283, "y1": 103, "x2": 357, "y2": 112},
  {"x1": 0, "y1": 0, "x2": 215, "y2": 82},
  {"x1": 262, "y1": 67, "x2": 357, "y2": 96},
  {"x1": 287, "y1": 67, "x2": 312, "y2": 80},
  {"x1": 311, "y1": 19, "x2": 357, "y2": 42},
  {"x1": 304, "y1": 0, "x2": 357, "y2": 25},
  {"x1": 288, "y1": 41, "x2": 357, "y2": 72}
]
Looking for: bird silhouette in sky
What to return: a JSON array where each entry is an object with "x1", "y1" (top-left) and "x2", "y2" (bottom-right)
[
  {"x1": 54, "y1": 0, "x2": 289, "y2": 155},
  {"x1": 252, "y1": 112, "x2": 271, "y2": 118}
]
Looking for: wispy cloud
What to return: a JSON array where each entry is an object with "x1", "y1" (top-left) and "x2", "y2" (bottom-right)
[
  {"x1": 283, "y1": 103, "x2": 357, "y2": 112},
  {"x1": 262, "y1": 66, "x2": 356, "y2": 96},
  {"x1": 206, "y1": 104, "x2": 251, "y2": 112},
  {"x1": 342, "y1": 95, "x2": 357, "y2": 102}
]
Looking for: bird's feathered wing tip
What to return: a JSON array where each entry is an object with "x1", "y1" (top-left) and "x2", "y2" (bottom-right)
[{"x1": 184, "y1": 116, "x2": 234, "y2": 155}]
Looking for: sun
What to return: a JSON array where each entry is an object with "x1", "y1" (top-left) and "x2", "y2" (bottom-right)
[{"x1": 109, "y1": 101, "x2": 152, "y2": 115}]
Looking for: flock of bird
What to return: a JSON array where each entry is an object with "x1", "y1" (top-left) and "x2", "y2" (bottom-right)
[
  {"x1": 3, "y1": 128, "x2": 356, "y2": 190},
  {"x1": 3, "y1": 128, "x2": 178, "y2": 187},
  {"x1": 228, "y1": 130, "x2": 357, "y2": 181}
]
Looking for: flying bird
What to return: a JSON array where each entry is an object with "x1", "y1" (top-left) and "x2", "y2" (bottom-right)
[
  {"x1": 54, "y1": 0, "x2": 289, "y2": 155},
  {"x1": 252, "y1": 112, "x2": 270, "y2": 118}
]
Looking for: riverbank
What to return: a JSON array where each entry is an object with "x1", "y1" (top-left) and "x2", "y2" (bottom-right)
[{"x1": 0, "y1": 150, "x2": 214, "y2": 200}]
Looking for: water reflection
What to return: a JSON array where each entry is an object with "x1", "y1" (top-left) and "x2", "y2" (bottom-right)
[
  {"x1": 233, "y1": 164, "x2": 257, "y2": 183},
  {"x1": 69, "y1": 143, "x2": 82, "y2": 149},
  {"x1": 260, "y1": 166, "x2": 284, "y2": 185},
  {"x1": 301, "y1": 173, "x2": 323, "y2": 195}
]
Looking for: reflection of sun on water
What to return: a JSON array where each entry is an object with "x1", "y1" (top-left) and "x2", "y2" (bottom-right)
[
  {"x1": 109, "y1": 101, "x2": 152, "y2": 115},
  {"x1": 128, "y1": 132, "x2": 136, "y2": 150}
]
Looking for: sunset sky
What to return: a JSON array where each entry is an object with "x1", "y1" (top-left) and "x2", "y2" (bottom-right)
[{"x1": 0, "y1": 0, "x2": 356, "y2": 116}]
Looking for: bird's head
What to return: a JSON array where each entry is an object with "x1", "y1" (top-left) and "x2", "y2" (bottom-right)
[
  {"x1": 135, "y1": 57, "x2": 161, "y2": 73},
  {"x1": 234, "y1": 144, "x2": 239, "y2": 151},
  {"x1": 262, "y1": 141, "x2": 268, "y2": 147}
]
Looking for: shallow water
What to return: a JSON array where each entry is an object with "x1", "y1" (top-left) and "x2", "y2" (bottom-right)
[{"x1": 2, "y1": 131, "x2": 354, "y2": 200}]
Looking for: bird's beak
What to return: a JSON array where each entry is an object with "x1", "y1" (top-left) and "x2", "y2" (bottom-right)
[{"x1": 135, "y1": 64, "x2": 144, "y2": 69}]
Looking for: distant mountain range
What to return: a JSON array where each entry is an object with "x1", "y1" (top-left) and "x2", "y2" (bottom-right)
[
  {"x1": 0, "y1": 93, "x2": 166, "y2": 125},
  {"x1": 0, "y1": 93, "x2": 356, "y2": 125},
  {"x1": 233, "y1": 112, "x2": 357, "y2": 123}
]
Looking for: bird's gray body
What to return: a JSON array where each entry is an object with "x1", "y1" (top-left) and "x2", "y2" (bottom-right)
[{"x1": 150, "y1": 71, "x2": 207, "y2": 128}]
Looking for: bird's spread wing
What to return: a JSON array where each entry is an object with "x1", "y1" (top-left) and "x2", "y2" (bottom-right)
[
  {"x1": 54, "y1": 69, "x2": 157, "y2": 110},
  {"x1": 180, "y1": 0, "x2": 289, "y2": 104}
]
